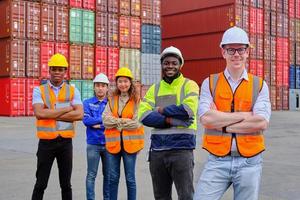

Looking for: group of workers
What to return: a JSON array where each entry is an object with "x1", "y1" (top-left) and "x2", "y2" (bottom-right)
[{"x1": 31, "y1": 26, "x2": 271, "y2": 200}]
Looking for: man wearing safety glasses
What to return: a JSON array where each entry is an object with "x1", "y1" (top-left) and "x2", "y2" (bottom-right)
[{"x1": 194, "y1": 26, "x2": 271, "y2": 200}]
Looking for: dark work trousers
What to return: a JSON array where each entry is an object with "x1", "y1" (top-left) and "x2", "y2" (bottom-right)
[
  {"x1": 31, "y1": 136, "x2": 73, "y2": 200},
  {"x1": 149, "y1": 149, "x2": 194, "y2": 200}
]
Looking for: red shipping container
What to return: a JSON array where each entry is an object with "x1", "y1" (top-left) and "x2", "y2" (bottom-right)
[
  {"x1": 41, "y1": 0, "x2": 55, "y2": 4},
  {"x1": 283, "y1": 14, "x2": 289, "y2": 37},
  {"x1": 108, "y1": 13, "x2": 119, "y2": 47},
  {"x1": 0, "y1": 78, "x2": 26, "y2": 116},
  {"x1": 282, "y1": 62, "x2": 289, "y2": 86},
  {"x1": 119, "y1": 16, "x2": 130, "y2": 48},
  {"x1": 264, "y1": 10, "x2": 270, "y2": 35},
  {"x1": 0, "y1": 1, "x2": 26, "y2": 39},
  {"x1": 141, "y1": 0, "x2": 153, "y2": 24},
  {"x1": 69, "y1": 44, "x2": 82, "y2": 79},
  {"x1": 96, "y1": 0, "x2": 108, "y2": 12},
  {"x1": 271, "y1": 36, "x2": 276, "y2": 61},
  {"x1": 95, "y1": 46, "x2": 108, "y2": 75},
  {"x1": 270, "y1": 61, "x2": 276, "y2": 86},
  {"x1": 82, "y1": 45, "x2": 94, "y2": 80},
  {"x1": 296, "y1": 19, "x2": 300, "y2": 42},
  {"x1": 264, "y1": 0, "x2": 270, "y2": 10},
  {"x1": 257, "y1": 34, "x2": 263, "y2": 59},
  {"x1": 249, "y1": 7, "x2": 257, "y2": 34},
  {"x1": 83, "y1": 0, "x2": 95, "y2": 10},
  {"x1": 277, "y1": 37, "x2": 289, "y2": 62},
  {"x1": 26, "y1": 78, "x2": 40, "y2": 116},
  {"x1": 26, "y1": 40, "x2": 40, "y2": 78},
  {"x1": 290, "y1": 41, "x2": 296, "y2": 64},
  {"x1": 70, "y1": 0, "x2": 82, "y2": 8},
  {"x1": 282, "y1": 86, "x2": 289, "y2": 110},
  {"x1": 120, "y1": 0, "x2": 130, "y2": 15},
  {"x1": 277, "y1": 12, "x2": 283, "y2": 37},
  {"x1": 256, "y1": 60, "x2": 264, "y2": 78},
  {"x1": 55, "y1": 6, "x2": 69, "y2": 42},
  {"x1": 131, "y1": 0, "x2": 141, "y2": 16},
  {"x1": 249, "y1": 59, "x2": 256, "y2": 75},
  {"x1": 96, "y1": 12, "x2": 108, "y2": 46},
  {"x1": 40, "y1": 42, "x2": 55, "y2": 79},
  {"x1": 296, "y1": 0, "x2": 300, "y2": 18},
  {"x1": 41, "y1": 4, "x2": 55, "y2": 41},
  {"x1": 250, "y1": 35, "x2": 257, "y2": 59},
  {"x1": 55, "y1": 42, "x2": 69, "y2": 79},
  {"x1": 108, "y1": 0, "x2": 119, "y2": 13},
  {"x1": 276, "y1": 86, "x2": 283, "y2": 110},
  {"x1": 107, "y1": 47, "x2": 119, "y2": 80},
  {"x1": 264, "y1": 36, "x2": 271, "y2": 61},
  {"x1": 290, "y1": 0, "x2": 295, "y2": 18},
  {"x1": 153, "y1": 0, "x2": 161, "y2": 25},
  {"x1": 256, "y1": 9, "x2": 263, "y2": 34},
  {"x1": 277, "y1": 0, "x2": 283, "y2": 13},
  {"x1": 270, "y1": 86, "x2": 276, "y2": 110},
  {"x1": 26, "y1": 2, "x2": 40, "y2": 39},
  {"x1": 270, "y1": 11, "x2": 276, "y2": 36},
  {"x1": 290, "y1": 19, "x2": 295, "y2": 41},
  {"x1": 276, "y1": 61, "x2": 284, "y2": 86},
  {"x1": 130, "y1": 17, "x2": 141, "y2": 48},
  {"x1": 296, "y1": 42, "x2": 300, "y2": 64},
  {"x1": 56, "y1": 0, "x2": 69, "y2": 5},
  {"x1": 264, "y1": 61, "x2": 271, "y2": 86},
  {"x1": 0, "y1": 39, "x2": 25, "y2": 77}
]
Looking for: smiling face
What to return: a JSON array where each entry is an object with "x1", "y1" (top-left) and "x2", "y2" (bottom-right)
[
  {"x1": 49, "y1": 66, "x2": 67, "y2": 86},
  {"x1": 222, "y1": 44, "x2": 249, "y2": 71},
  {"x1": 161, "y1": 56, "x2": 181, "y2": 78},
  {"x1": 116, "y1": 76, "x2": 131, "y2": 93}
]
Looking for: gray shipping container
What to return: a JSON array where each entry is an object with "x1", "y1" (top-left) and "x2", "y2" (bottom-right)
[{"x1": 141, "y1": 53, "x2": 161, "y2": 85}]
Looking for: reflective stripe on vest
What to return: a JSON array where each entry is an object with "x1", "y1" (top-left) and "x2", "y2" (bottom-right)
[
  {"x1": 36, "y1": 83, "x2": 75, "y2": 139},
  {"x1": 104, "y1": 95, "x2": 144, "y2": 154},
  {"x1": 204, "y1": 72, "x2": 264, "y2": 157}
]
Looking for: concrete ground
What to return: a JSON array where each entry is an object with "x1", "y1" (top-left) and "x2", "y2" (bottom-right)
[{"x1": 0, "y1": 111, "x2": 299, "y2": 200}]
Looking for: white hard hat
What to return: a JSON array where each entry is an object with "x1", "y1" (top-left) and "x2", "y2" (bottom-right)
[
  {"x1": 220, "y1": 26, "x2": 250, "y2": 47},
  {"x1": 93, "y1": 73, "x2": 109, "y2": 84},
  {"x1": 160, "y1": 46, "x2": 184, "y2": 67}
]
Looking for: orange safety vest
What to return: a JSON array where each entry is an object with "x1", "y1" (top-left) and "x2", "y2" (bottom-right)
[
  {"x1": 36, "y1": 83, "x2": 75, "y2": 139},
  {"x1": 104, "y1": 95, "x2": 144, "y2": 154},
  {"x1": 203, "y1": 72, "x2": 265, "y2": 157}
]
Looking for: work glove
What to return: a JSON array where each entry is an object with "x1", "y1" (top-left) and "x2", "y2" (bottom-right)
[{"x1": 166, "y1": 117, "x2": 194, "y2": 127}]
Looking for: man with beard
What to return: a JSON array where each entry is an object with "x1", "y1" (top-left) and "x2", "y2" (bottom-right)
[{"x1": 138, "y1": 46, "x2": 199, "y2": 200}]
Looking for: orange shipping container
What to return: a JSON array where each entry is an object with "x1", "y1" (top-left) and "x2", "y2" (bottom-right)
[
  {"x1": 26, "y1": 40, "x2": 40, "y2": 78},
  {"x1": 41, "y1": 4, "x2": 55, "y2": 41},
  {"x1": 55, "y1": 6, "x2": 69, "y2": 42},
  {"x1": 120, "y1": 0, "x2": 130, "y2": 15},
  {"x1": 131, "y1": 0, "x2": 141, "y2": 16},
  {"x1": 0, "y1": 0, "x2": 26, "y2": 39},
  {"x1": 69, "y1": 44, "x2": 82, "y2": 79},
  {"x1": 82, "y1": 45, "x2": 94, "y2": 80},
  {"x1": 0, "y1": 39, "x2": 25, "y2": 77},
  {"x1": 26, "y1": 2, "x2": 40, "y2": 39}
]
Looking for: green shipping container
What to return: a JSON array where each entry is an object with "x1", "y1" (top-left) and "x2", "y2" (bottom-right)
[
  {"x1": 70, "y1": 9, "x2": 82, "y2": 43},
  {"x1": 82, "y1": 10, "x2": 95, "y2": 44},
  {"x1": 81, "y1": 80, "x2": 94, "y2": 101},
  {"x1": 69, "y1": 80, "x2": 82, "y2": 94}
]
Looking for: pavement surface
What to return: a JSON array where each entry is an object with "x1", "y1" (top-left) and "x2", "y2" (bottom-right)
[{"x1": 0, "y1": 111, "x2": 299, "y2": 200}]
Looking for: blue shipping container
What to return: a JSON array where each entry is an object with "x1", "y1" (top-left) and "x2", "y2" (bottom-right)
[
  {"x1": 290, "y1": 65, "x2": 296, "y2": 89},
  {"x1": 141, "y1": 24, "x2": 161, "y2": 54},
  {"x1": 296, "y1": 66, "x2": 300, "y2": 89}
]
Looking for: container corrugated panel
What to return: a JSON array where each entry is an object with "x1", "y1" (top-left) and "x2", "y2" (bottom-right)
[
  {"x1": 271, "y1": 36, "x2": 276, "y2": 61},
  {"x1": 264, "y1": 36, "x2": 271, "y2": 61},
  {"x1": 119, "y1": 16, "x2": 130, "y2": 48},
  {"x1": 82, "y1": 45, "x2": 94, "y2": 80},
  {"x1": 70, "y1": 0, "x2": 82, "y2": 8},
  {"x1": 264, "y1": 61, "x2": 271, "y2": 86},
  {"x1": 0, "y1": 78, "x2": 26, "y2": 116},
  {"x1": 295, "y1": 19, "x2": 300, "y2": 42},
  {"x1": 0, "y1": 1, "x2": 26, "y2": 39},
  {"x1": 289, "y1": 89, "x2": 300, "y2": 110},
  {"x1": 96, "y1": 12, "x2": 108, "y2": 46},
  {"x1": 96, "y1": 0, "x2": 108, "y2": 12},
  {"x1": 153, "y1": 0, "x2": 161, "y2": 25},
  {"x1": 296, "y1": 42, "x2": 300, "y2": 64},
  {"x1": 264, "y1": 10, "x2": 270, "y2": 35},
  {"x1": 283, "y1": 86, "x2": 289, "y2": 110},
  {"x1": 108, "y1": 0, "x2": 119, "y2": 13},
  {"x1": 249, "y1": 60, "x2": 256, "y2": 75},
  {"x1": 26, "y1": 2, "x2": 40, "y2": 39},
  {"x1": 108, "y1": 13, "x2": 119, "y2": 47},
  {"x1": 107, "y1": 47, "x2": 119, "y2": 80},
  {"x1": 55, "y1": 42, "x2": 69, "y2": 79},
  {"x1": 69, "y1": 44, "x2": 82, "y2": 79},
  {"x1": 82, "y1": 10, "x2": 95, "y2": 44},
  {"x1": 83, "y1": 0, "x2": 95, "y2": 10},
  {"x1": 290, "y1": 65, "x2": 296, "y2": 89},
  {"x1": 289, "y1": 0, "x2": 295, "y2": 18},
  {"x1": 270, "y1": 61, "x2": 277, "y2": 86},
  {"x1": 55, "y1": 6, "x2": 69, "y2": 42},
  {"x1": 41, "y1": 0, "x2": 55, "y2": 4},
  {"x1": 41, "y1": 4, "x2": 55, "y2": 41},
  {"x1": 26, "y1": 40, "x2": 40, "y2": 78},
  {"x1": 142, "y1": 24, "x2": 161, "y2": 54},
  {"x1": 270, "y1": 86, "x2": 276, "y2": 110},
  {"x1": 264, "y1": 0, "x2": 271, "y2": 10},
  {"x1": 69, "y1": 9, "x2": 82, "y2": 43},
  {"x1": 56, "y1": 0, "x2": 69, "y2": 5},
  {"x1": 277, "y1": 37, "x2": 289, "y2": 62},
  {"x1": 130, "y1": 17, "x2": 141, "y2": 48},
  {"x1": 141, "y1": 53, "x2": 161, "y2": 85},
  {"x1": 69, "y1": 79, "x2": 82, "y2": 94},
  {"x1": 290, "y1": 19, "x2": 295, "y2": 41},
  {"x1": 120, "y1": 0, "x2": 130, "y2": 15},
  {"x1": 0, "y1": 39, "x2": 26, "y2": 77},
  {"x1": 131, "y1": 0, "x2": 141, "y2": 17},
  {"x1": 296, "y1": 65, "x2": 300, "y2": 88},
  {"x1": 81, "y1": 80, "x2": 94, "y2": 101},
  {"x1": 270, "y1": 11, "x2": 276, "y2": 36},
  {"x1": 276, "y1": 61, "x2": 283, "y2": 86},
  {"x1": 249, "y1": 35, "x2": 257, "y2": 58},
  {"x1": 119, "y1": 48, "x2": 141, "y2": 80},
  {"x1": 290, "y1": 42, "x2": 296, "y2": 64},
  {"x1": 40, "y1": 42, "x2": 55, "y2": 79},
  {"x1": 257, "y1": 35, "x2": 263, "y2": 59},
  {"x1": 26, "y1": 78, "x2": 39, "y2": 116},
  {"x1": 257, "y1": 60, "x2": 264, "y2": 78},
  {"x1": 95, "y1": 46, "x2": 108, "y2": 75},
  {"x1": 296, "y1": 0, "x2": 300, "y2": 18},
  {"x1": 141, "y1": 0, "x2": 152, "y2": 24},
  {"x1": 235, "y1": 5, "x2": 249, "y2": 32},
  {"x1": 276, "y1": 86, "x2": 283, "y2": 110}
]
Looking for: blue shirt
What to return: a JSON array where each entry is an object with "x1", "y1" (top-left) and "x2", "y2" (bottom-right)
[
  {"x1": 83, "y1": 96, "x2": 108, "y2": 145},
  {"x1": 32, "y1": 81, "x2": 82, "y2": 106}
]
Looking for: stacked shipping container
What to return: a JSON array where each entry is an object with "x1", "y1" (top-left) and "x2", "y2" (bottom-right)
[
  {"x1": 161, "y1": 0, "x2": 300, "y2": 110},
  {"x1": 0, "y1": 0, "x2": 162, "y2": 116}
]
